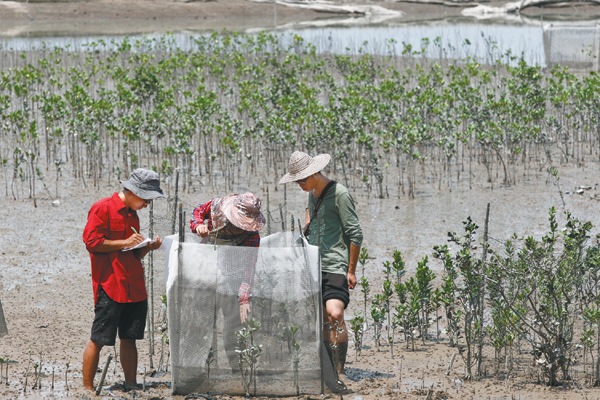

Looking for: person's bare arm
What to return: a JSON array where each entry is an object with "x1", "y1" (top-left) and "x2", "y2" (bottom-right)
[
  {"x1": 240, "y1": 304, "x2": 250, "y2": 323},
  {"x1": 303, "y1": 208, "x2": 310, "y2": 233},
  {"x1": 347, "y1": 243, "x2": 360, "y2": 290}
]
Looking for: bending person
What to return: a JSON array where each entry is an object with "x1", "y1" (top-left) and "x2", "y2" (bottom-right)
[
  {"x1": 189, "y1": 192, "x2": 265, "y2": 370},
  {"x1": 279, "y1": 151, "x2": 363, "y2": 381}
]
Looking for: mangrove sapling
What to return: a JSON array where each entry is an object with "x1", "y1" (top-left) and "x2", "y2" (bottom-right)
[
  {"x1": 414, "y1": 256, "x2": 435, "y2": 344},
  {"x1": 358, "y1": 247, "x2": 369, "y2": 278},
  {"x1": 235, "y1": 318, "x2": 263, "y2": 397},
  {"x1": 32, "y1": 363, "x2": 38, "y2": 390},
  {"x1": 487, "y1": 208, "x2": 591, "y2": 386},
  {"x1": 580, "y1": 320, "x2": 596, "y2": 384},
  {"x1": 550, "y1": 167, "x2": 566, "y2": 208},
  {"x1": 206, "y1": 347, "x2": 216, "y2": 384},
  {"x1": 382, "y1": 278, "x2": 394, "y2": 340},
  {"x1": 370, "y1": 295, "x2": 387, "y2": 351},
  {"x1": 288, "y1": 324, "x2": 302, "y2": 396},
  {"x1": 360, "y1": 276, "x2": 370, "y2": 329},
  {"x1": 580, "y1": 243, "x2": 600, "y2": 385},
  {"x1": 395, "y1": 290, "x2": 420, "y2": 351},
  {"x1": 65, "y1": 362, "x2": 70, "y2": 391},
  {"x1": 4, "y1": 357, "x2": 9, "y2": 387},
  {"x1": 388, "y1": 314, "x2": 399, "y2": 359},
  {"x1": 432, "y1": 218, "x2": 484, "y2": 379},
  {"x1": 391, "y1": 250, "x2": 406, "y2": 286},
  {"x1": 350, "y1": 312, "x2": 365, "y2": 359},
  {"x1": 432, "y1": 289, "x2": 443, "y2": 342},
  {"x1": 24, "y1": 350, "x2": 32, "y2": 393}
]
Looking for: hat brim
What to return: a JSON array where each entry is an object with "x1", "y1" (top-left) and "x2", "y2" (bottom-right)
[
  {"x1": 278, "y1": 153, "x2": 331, "y2": 184},
  {"x1": 213, "y1": 194, "x2": 266, "y2": 232},
  {"x1": 121, "y1": 180, "x2": 167, "y2": 200},
  {"x1": 227, "y1": 211, "x2": 266, "y2": 232}
]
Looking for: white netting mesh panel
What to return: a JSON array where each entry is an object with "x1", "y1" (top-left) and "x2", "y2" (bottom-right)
[
  {"x1": 163, "y1": 232, "x2": 336, "y2": 396},
  {"x1": 543, "y1": 23, "x2": 600, "y2": 69}
]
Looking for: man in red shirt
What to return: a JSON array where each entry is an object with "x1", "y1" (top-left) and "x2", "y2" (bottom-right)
[{"x1": 82, "y1": 169, "x2": 165, "y2": 391}]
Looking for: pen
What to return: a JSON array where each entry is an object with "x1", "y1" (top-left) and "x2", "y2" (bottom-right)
[{"x1": 131, "y1": 227, "x2": 138, "y2": 234}]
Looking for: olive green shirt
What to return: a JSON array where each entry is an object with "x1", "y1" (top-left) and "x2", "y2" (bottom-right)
[{"x1": 307, "y1": 183, "x2": 363, "y2": 275}]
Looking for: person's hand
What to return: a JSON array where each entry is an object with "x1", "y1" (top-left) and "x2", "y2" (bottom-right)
[
  {"x1": 240, "y1": 303, "x2": 250, "y2": 323},
  {"x1": 347, "y1": 271, "x2": 357, "y2": 290},
  {"x1": 124, "y1": 233, "x2": 145, "y2": 248},
  {"x1": 150, "y1": 235, "x2": 162, "y2": 250},
  {"x1": 196, "y1": 225, "x2": 209, "y2": 238}
]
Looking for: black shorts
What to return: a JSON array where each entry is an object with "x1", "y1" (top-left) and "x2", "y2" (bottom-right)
[
  {"x1": 322, "y1": 272, "x2": 350, "y2": 310},
  {"x1": 91, "y1": 285, "x2": 148, "y2": 346}
]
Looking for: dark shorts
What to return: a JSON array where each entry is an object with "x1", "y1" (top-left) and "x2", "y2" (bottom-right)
[
  {"x1": 91, "y1": 285, "x2": 148, "y2": 346},
  {"x1": 322, "y1": 272, "x2": 350, "y2": 310}
]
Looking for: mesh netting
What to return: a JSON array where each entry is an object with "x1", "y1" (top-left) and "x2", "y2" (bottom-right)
[
  {"x1": 162, "y1": 231, "x2": 336, "y2": 396},
  {"x1": 543, "y1": 23, "x2": 600, "y2": 69}
]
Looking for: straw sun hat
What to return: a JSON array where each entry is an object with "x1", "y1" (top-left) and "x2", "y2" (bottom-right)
[
  {"x1": 278, "y1": 151, "x2": 331, "y2": 184},
  {"x1": 211, "y1": 192, "x2": 266, "y2": 232}
]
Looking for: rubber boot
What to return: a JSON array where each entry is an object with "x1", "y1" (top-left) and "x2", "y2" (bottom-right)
[
  {"x1": 336, "y1": 342, "x2": 348, "y2": 376},
  {"x1": 324, "y1": 341, "x2": 335, "y2": 368}
]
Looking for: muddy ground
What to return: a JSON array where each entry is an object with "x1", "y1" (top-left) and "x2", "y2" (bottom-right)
[
  {"x1": 2, "y1": 0, "x2": 600, "y2": 38},
  {"x1": 0, "y1": 158, "x2": 598, "y2": 400},
  {"x1": 1, "y1": 1, "x2": 600, "y2": 399}
]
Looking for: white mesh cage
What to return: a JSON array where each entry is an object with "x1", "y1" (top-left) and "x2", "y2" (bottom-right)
[
  {"x1": 543, "y1": 23, "x2": 600, "y2": 70},
  {"x1": 163, "y1": 232, "x2": 337, "y2": 396}
]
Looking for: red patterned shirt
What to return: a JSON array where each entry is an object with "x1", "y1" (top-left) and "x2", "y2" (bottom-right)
[
  {"x1": 190, "y1": 199, "x2": 259, "y2": 305},
  {"x1": 83, "y1": 192, "x2": 147, "y2": 304}
]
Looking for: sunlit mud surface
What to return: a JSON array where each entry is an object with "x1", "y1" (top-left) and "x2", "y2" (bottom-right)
[{"x1": 0, "y1": 159, "x2": 598, "y2": 399}]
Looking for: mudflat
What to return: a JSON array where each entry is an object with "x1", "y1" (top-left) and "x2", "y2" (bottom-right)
[
  {"x1": 2, "y1": 1, "x2": 600, "y2": 399},
  {"x1": 0, "y1": 161, "x2": 599, "y2": 399},
  {"x1": 1, "y1": 0, "x2": 600, "y2": 37}
]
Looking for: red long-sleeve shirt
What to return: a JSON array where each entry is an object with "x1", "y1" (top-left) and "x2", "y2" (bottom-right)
[{"x1": 83, "y1": 192, "x2": 147, "y2": 304}]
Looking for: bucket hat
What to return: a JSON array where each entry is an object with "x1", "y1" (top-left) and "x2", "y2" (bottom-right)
[
  {"x1": 278, "y1": 151, "x2": 331, "y2": 184},
  {"x1": 211, "y1": 192, "x2": 266, "y2": 232},
  {"x1": 121, "y1": 168, "x2": 166, "y2": 200}
]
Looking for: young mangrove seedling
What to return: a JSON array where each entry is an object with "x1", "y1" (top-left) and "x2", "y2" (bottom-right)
[
  {"x1": 359, "y1": 276, "x2": 370, "y2": 328},
  {"x1": 24, "y1": 350, "x2": 32, "y2": 393},
  {"x1": 358, "y1": 247, "x2": 369, "y2": 278},
  {"x1": 65, "y1": 362, "x2": 71, "y2": 391},
  {"x1": 206, "y1": 347, "x2": 215, "y2": 383},
  {"x1": 371, "y1": 294, "x2": 387, "y2": 351},
  {"x1": 288, "y1": 324, "x2": 302, "y2": 396},
  {"x1": 32, "y1": 362, "x2": 39, "y2": 390},
  {"x1": 350, "y1": 312, "x2": 365, "y2": 359},
  {"x1": 235, "y1": 318, "x2": 263, "y2": 397}
]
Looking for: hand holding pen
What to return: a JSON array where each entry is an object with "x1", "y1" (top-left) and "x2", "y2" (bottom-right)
[
  {"x1": 125, "y1": 226, "x2": 146, "y2": 248},
  {"x1": 128, "y1": 227, "x2": 162, "y2": 250}
]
